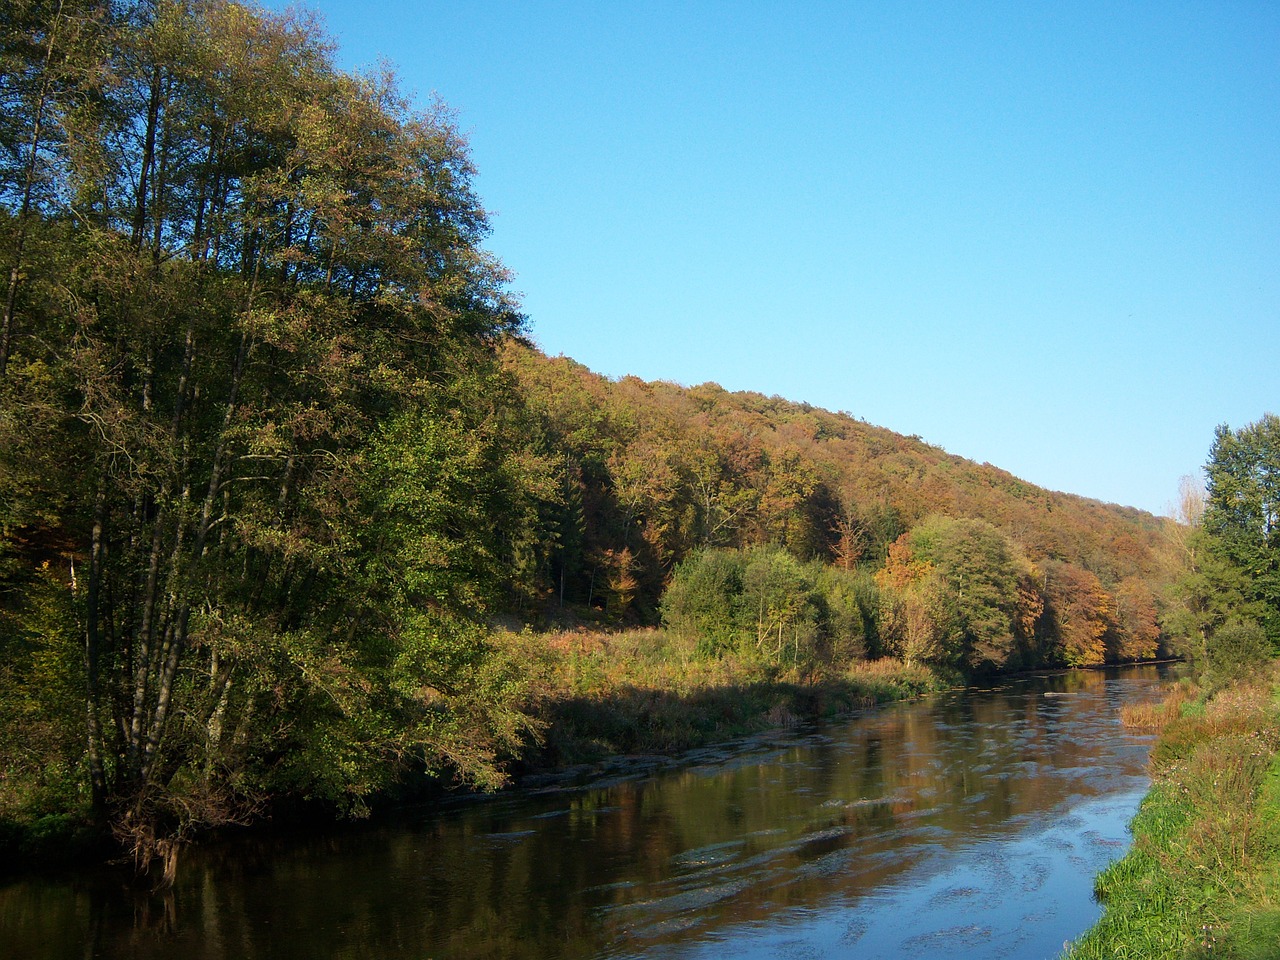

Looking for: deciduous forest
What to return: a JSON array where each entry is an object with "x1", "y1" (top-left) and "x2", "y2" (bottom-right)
[{"x1": 1, "y1": 0, "x2": 1275, "y2": 874}]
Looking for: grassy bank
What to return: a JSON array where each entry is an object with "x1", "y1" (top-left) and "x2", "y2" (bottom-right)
[
  {"x1": 496, "y1": 627, "x2": 949, "y2": 769},
  {"x1": 1065, "y1": 665, "x2": 1280, "y2": 959}
]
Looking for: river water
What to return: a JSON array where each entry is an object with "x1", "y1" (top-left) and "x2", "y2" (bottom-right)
[{"x1": 1, "y1": 665, "x2": 1169, "y2": 960}]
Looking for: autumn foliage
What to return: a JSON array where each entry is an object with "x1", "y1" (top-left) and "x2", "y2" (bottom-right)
[
  {"x1": 0, "y1": 0, "x2": 1188, "y2": 872},
  {"x1": 505, "y1": 345, "x2": 1178, "y2": 673}
]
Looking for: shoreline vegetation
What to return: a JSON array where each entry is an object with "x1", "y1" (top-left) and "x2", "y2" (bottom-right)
[
  {"x1": 1066, "y1": 662, "x2": 1280, "y2": 959},
  {"x1": 501, "y1": 627, "x2": 951, "y2": 772},
  {"x1": 0, "y1": 626, "x2": 954, "y2": 876}
]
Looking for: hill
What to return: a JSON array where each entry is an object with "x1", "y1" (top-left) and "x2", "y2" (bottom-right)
[{"x1": 504, "y1": 343, "x2": 1177, "y2": 634}]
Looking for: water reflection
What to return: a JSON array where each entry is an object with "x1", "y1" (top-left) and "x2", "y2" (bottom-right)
[{"x1": 1, "y1": 666, "x2": 1168, "y2": 960}]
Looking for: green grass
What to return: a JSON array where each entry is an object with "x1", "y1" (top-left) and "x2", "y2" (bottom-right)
[{"x1": 1065, "y1": 667, "x2": 1280, "y2": 959}]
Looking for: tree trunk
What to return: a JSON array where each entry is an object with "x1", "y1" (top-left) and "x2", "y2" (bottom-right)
[
  {"x1": 85, "y1": 483, "x2": 108, "y2": 812},
  {"x1": 1, "y1": 0, "x2": 65, "y2": 380},
  {"x1": 140, "y1": 262, "x2": 257, "y2": 785},
  {"x1": 131, "y1": 65, "x2": 163, "y2": 252}
]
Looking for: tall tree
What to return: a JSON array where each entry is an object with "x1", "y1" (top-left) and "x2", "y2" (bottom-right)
[
  {"x1": 902, "y1": 516, "x2": 1040, "y2": 673},
  {"x1": 875, "y1": 537, "x2": 954, "y2": 667},
  {"x1": 0, "y1": 0, "x2": 536, "y2": 867},
  {"x1": 1041, "y1": 560, "x2": 1114, "y2": 667},
  {"x1": 1203, "y1": 414, "x2": 1280, "y2": 642}
]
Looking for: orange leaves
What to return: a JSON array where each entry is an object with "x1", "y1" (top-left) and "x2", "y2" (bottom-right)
[
  {"x1": 875, "y1": 536, "x2": 934, "y2": 591},
  {"x1": 1041, "y1": 561, "x2": 1114, "y2": 667},
  {"x1": 1111, "y1": 577, "x2": 1161, "y2": 662}
]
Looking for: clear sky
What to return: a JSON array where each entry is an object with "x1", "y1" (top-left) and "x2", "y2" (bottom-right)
[{"x1": 266, "y1": 0, "x2": 1278, "y2": 516}]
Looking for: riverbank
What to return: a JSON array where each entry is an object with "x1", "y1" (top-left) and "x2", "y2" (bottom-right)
[
  {"x1": 1065, "y1": 664, "x2": 1280, "y2": 959},
  {"x1": 0, "y1": 627, "x2": 951, "y2": 876},
  {"x1": 496, "y1": 627, "x2": 952, "y2": 770},
  {"x1": 0, "y1": 664, "x2": 1165, "y2": 958}
]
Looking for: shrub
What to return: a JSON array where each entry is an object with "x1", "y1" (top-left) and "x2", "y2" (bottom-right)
[{"x1": 1206, "y1": 618, "x2": 1273, "y2": 688}]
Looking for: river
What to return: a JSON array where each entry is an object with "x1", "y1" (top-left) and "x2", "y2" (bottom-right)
[{"x1": 1, "y1": 665, "x2": 1169, "y2": 959}]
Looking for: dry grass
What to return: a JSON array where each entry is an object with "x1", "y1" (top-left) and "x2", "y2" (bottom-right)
[{"x1": 1120, "y1": 681, "x2": 1197, "y2": 730}]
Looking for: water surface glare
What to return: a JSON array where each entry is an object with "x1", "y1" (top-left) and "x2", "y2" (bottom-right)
[{"x1": 1, "y1": 666, "x2": 1169, "y2": 959}]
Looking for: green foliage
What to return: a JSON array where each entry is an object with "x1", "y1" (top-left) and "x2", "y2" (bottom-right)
[
  {"x1": 1164, "y1": 528, "x2": 1258, "y2": 660},
  {"x1": 1204, "y1": 414, "x2": 1280, "y2": 644},
  {"x1": 906, "y1": 516, "x2": 1025, "y2": 672},
  {"x1": 741, "y1": 547, "x2": 819, "y2": 666},
  {"x1": 0, "y1": 0, "x2": 541, "y2": 863},
  {"x1": 507, "y1": 346, "x2": 1174, "y2": 627},
  {"x1": 661, "y1": 545, "x2": 877, "y2": 670},
  {"x1": 661, "y1": 548, "x2": 746, "y2": 656},
  {"x1": 0, "y1": 0, "x2": 1187, "y2": 873},
  {"x1": 874, "y1": 544, "x2": 954, "y2": 668},
  {"x1": 0, "y1": 563, "x2": 88, "y2": 825},
  {"x1": 1205, "y1": 619, "x2": 1272, "y2": 689},
  {"x1": 870, "y1": 517, "x2": 1054, "y2": 673},
  {"x1": 511, "y1": 627, "x2": 944, "y2": 765},
  {"x1": 810, "y1": 563, "x2": 877, "y2": 661}
]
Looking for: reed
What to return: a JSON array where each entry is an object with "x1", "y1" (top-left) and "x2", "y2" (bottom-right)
[{"x1": 1119, "y1": 681, "x2": 1197, "y2": 730}]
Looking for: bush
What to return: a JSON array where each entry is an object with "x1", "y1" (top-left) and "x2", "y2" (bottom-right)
[
  {"x1": 662, "y1": 546, "x2": 881, "y2": 671},
  {"x1": 661, "y1": 549, "x2": 747, "y2": 656},
  {"x1": 1206, "y1": 619, "x2": 1273, "y2": 688}
]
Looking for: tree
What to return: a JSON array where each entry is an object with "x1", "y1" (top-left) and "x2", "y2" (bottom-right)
[
  {"x1": 741, "y1": 546, "x2": 819, "y2": 667},
  {"x1": 1203, "y1": 414, "x2": 1280, "y2": 643},
  {"x1": 810, "y1": 563, "x2": 876, "y2": 662},
  {"x1": 1203, "y1": 618, "x2": 1271, "y2": 686},
  {"x1": 1162, "y1": 526, "x2": 1257, "y2": 662},
  {"x1": 1041, "y1": 561, "x2": 1114, "y2": 667},
  {"x1": 661, "y1": 548, "x2": 746, "y2": 656},
  {"x1": 0, "y1": 0, "x2": 535, "y2": 867},
  {"x1": 1110, "y1": 577, "x2": 1161, "y2": 662},
  {"x1": 875, "y1": 536, "x2": 954, "y2": 667},
  {"x1": 903, "y1": 516, "x2": 1033, "y2": 673}
]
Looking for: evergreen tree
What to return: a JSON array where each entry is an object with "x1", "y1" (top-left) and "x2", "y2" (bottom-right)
[{"x1": 1203, "y1": 414, "x2": 1280, "y2": 643}]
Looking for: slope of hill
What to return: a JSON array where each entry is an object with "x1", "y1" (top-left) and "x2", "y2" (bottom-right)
[{"x1": 504, "y1": 342, "x2": 1177, "y2": 630}]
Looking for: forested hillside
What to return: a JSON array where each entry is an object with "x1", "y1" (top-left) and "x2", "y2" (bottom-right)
[
  {"x1": 0, "y1": 0, "x2": 1194, "y2": 872},
  {"x1": 505, "y1": 345, "x2": 1177, "y2": 669}
]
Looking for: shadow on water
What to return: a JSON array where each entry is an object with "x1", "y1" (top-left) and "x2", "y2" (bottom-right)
[
  {"x1": 0, "y1": 665, "x2": 1173, "y2": 960},
  {"x1": 517, "y1": 669, "x2": 935, "y2": 770}
]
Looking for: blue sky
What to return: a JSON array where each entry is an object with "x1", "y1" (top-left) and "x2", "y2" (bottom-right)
[{"x1": 268, "y1": 0, "x2": 1278, "y2": 516}]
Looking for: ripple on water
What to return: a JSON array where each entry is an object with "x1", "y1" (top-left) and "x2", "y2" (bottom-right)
[
  {"x1": 772, "y1": 937, "x2": 825, "y2": 960},
  {"x1": 901, "y1": 923, "x2": 994, "y2": 951},
  {"x1": 481, "y1": 829, "x2": 535, "y2": 844},
  {"x1": 927, "y1": 885, "x2": 984, "y2": 907},
  {"x1": 1022, "y1": 906, "x2": 1058, "y2": 924},
  {"x1": 841, "y1": 918, "x2": 869, "y2": 944},
  {"x1": 606, "y1": 877, "x2": 752, "y2": 933},
  {"x1": 794, "y1": 825, "x2": 856, "y2": 859},
  {"x1": 793, "y1": 847, "x2": 855, "y2": 879},
  {"x1": 671, "y1": 839, "x2": 746, "y2": 870},
  {"x1": 527, "y1": 807, "x2": 571, "y2": 820},
  {"x1": 1019, "y1": 857, "x2": 1052, "y2": 893}
]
